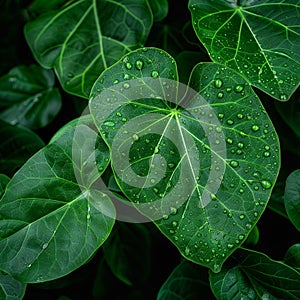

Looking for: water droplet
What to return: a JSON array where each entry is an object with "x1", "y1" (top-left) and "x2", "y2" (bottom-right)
[
  {"x1": 251, "y1": 125, "x2": 260, "y2": 132},
  {"x1": 170, "y1": 207, "x2": 177, "y2": 215},
  {"x1": 42, "y1": 243, "x2": 48, "y2": 249},
  {"x1": 154, "y1": 147, "x2": 159, "y2": 154},
  {"x1": 135, "y1": 59, "x2": 144, "y2": 70},
  {"x1": 238, "y1": 234, "x2": 244, "y2": 240},
  {"x1": 185, "y1": 247, "x2": 190, "y2": 255},
  {"x1": 230, "y1": 160, "x2": 239, "y2": 168},
  {"x1": 264, "y1": 145, "x2": 270, "y2": 150},
  {"x1": 123, "y1": 83, "x2": 130, "y2": 89},
  {"x1": 103, "y1": 121, "x2": 115, "y2": 127},
  {"x1": 163, "y1": 214, "x2": 169, "y2": 220},
  {"x1": 172, "y1": 221, "x2": 178, "y2": 227},
  {"x1": 239, "y1": 214, "x2": 245, "y2": 220},
  {"x1": 214, "y1": 79, "x2": 223, "y2": 88},
  {"x1": 226, "y1": 138, "x2": 233, "y2": 144},
  {"x1": 227, "y1": 119, "x2": 234, "y2": 125},
  {"x1": 235, "y1": 85, "x2": 244, "y2": 92},
  {"x1": 132, "y1": 134, "x2": 139, "y2": 141},
  {"x1": 227, "y1": 243, "x2": 234, "y2": 249},
  {"x1": 261, "y1": 180, "x2": 272, "y2": 189},
  {"x1": 263, "y1": 151, "x2": 270, "y2": 157},
  {"x1": 116, "y1": 112, "x2": 122, "y2": 117},
  {"x1": 123, "y1": 73, "x2": 130, "y2": 80},
  {"x1": 237, "y1": 142, "x2": 244, "y2": 149},
  {"x1": 151, "y1": 70, "x2": 159, "y2": 78},
  {"x1": 218, "y1": 113, "x2": 224, "y2": 119},
  {"x1": 280, "y1": 94, "x2": 287, "y2": 101},
  {"x1": 87, "y1": 214, "x2": 91, "y2": 220},
  {"x1": 122, "y1": 117, "x2": 127, "y2": 122},
  {"x1": 113, "y1": 79, "x2": 119, "y2": 84},
  {"x1": 125, "y1": 62, "x2": 132, "y2": 70},
  {"x1": 237, "y1": 113, "x2": 243, "y2": 119},
  {"x1": 217, "y1": 92, "x2": 224, "y2": 98}
]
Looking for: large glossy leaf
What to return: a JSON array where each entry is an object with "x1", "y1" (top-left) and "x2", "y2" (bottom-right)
[
  {"x1": 0, "y1": 175, "x2": 9, "y2": 198},
  {"x1": 102, "y1": 223, "x2": 151, "y2": 286},
  {"x1": 157, "y1": 260, "x2": 213, "y2": 300},
  {"x1": 210, "y1": 248, "x2": 300, "y2": 300},
  {"x1": 0, "y1": 271, "x2": 26, "y2": 300},
  {"x1": 89, "y1": 47, "x2": 280, "y2": 271},
  {"x1": 25, "y1": 0, "x2": 153, "y2": 98},
  {"x1": 189, "y1": 0, "x2": 300, "y2": 101},
  {"x1": 0, "y1": 65, "x2": 61, "y2": 129},
  {"x1": 0, "y1": 116, "x2": 115, "y2": 283},
  {"x1": 284, "y1": 169, "x2": 300, "y2": 231},
  {"x1": 0, "y1": 120, "x2": 45, "y2": 176}
]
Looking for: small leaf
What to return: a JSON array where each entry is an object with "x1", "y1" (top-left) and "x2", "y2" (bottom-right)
[
  {"x1": 0, "y1": 271, "x2": 26, "y2": 300},
  {"x1": 157, "y1": 260, "x2": 213, "y2": 300},
  {"x1": 0, "y1": 65, "x2": 61, "y2": 129},
  {"x1": 0, "y1": 120, "x2": 45, "y2": 176},
  {"x1": 0, "y1": 116, "x2": 115, "y2": 283},
  {"x1": 284, "y1": 169, "x2": 300, "y2": 231},
  {"x1": 25, "y1": 0, "x2": 153, "y2": 98},
  {"x1": 284, "y1": 243, "x2": 300, "y2": 271},
  {"x1": 189, "y1": 0, "x2": 300, "y2": 100},
  {"x1": 0, "y1": 174, "x2": 10, "y2": 198},
  {"x1": 90, "y1": 47, "x2": 280, "y2": 271},
  {"x1": 148, "y1": 0, "x2": 168, "y2": 22},
  {"x1": 102, "y1": 223, "x2": 151, "y2": 286}
]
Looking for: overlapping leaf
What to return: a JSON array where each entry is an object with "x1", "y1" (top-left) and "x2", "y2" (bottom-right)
[
  {"x1": 25, "y1": 0, "x2": 153, "y2": 98},
  {"x1": 0, "y1": 116, "x2": 115, "y2": 282},
  {"x1": 189, "y1": 0, "x2": 300, "y2": 101},
  {"x1": 89, "y1": 47, "x2": 280, "y2": 271},
  {"x1": 0, "y1": 65, "x2": 61, "y2": 129},
  {"x1": 0, "y1": 271, "x2": 26, "y2": 300},
  {"x1": 210, "y1": 248, "x2": 300, "y2": 300}
]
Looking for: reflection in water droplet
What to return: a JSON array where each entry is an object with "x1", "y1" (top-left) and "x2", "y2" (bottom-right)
[
  {"x1": 135, "y1": 59, "x2": 144, "y2": 70},
  {"x1": 261, "y1": 180, "x2": 272, "y2": 189},
  {"x1": 214, "y1": 79, "x2": 223, "y2": 88}
]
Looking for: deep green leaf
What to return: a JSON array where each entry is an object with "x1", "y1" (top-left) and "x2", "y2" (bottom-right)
[
  {"x1": 0, "y1": 120, "x2": 45, "y2": 176},
  {"x1": 284, "y1": 169, "x2": 300, "y2": 231},
  {"x1": 148, "y1": 0, "x2": 168, "y2": 22},
  {"x1": 0, "y1": 65, "x2": 61, "y2": 129},
  {"x1": 284, "y1": 243, "x2": 300, "y2": 271},
  {"x1": 157, "y1": 260, "x2": 213, "y2": 300},
  {"x1": 0, "y1": 116, "x2": 115, "y2": 283},
  {"x1": 25, "y1": 0, "x2": 153, "y2": 98},
  {"x1": 0, "y1": 175, "x2": 9, "y2": 198},
  {"x1": 90, "y1": 47, "x2": 280, "y2": 271},
  {"x1": 0, "y1": 271, "x2": 26, "y2": 300},
  {"x1": 234, "y1": 248, "x2": 300, "y2": 299},
  {"x1": 189, "y1": 0, "x2": 300, "y2": 101},
  {"x1": 102, "y1": 222, "x2": 151, "y2": 286}
]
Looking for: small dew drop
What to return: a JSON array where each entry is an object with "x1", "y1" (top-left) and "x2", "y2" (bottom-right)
[
  {"x1": 125, "y1": 62, "x2": 132, "y2": 70},
  {"x1": 103, "y1": 121, "x2": 115, "y2": 127},
  {"x1": 123, "y1": 83, "x2": 130, "y2": 89},
  {"x1": 214, "y1": 79, "x2": 223, "y2": 88},
  {"x1": 227, "y1": 243, "x2": 234, "y2": 249},
  {"x1": 237, "y1": 142, "x2": 244, "y2": 149},
  {"x1": 261, "y1": 180, "x2": 272, "y2": 189},
  {"x1": 185, "y1": 247, "x2": 190, "y2": 255},
  {"x1": 280, "y1": 94, "x2": 287, "y2": 101},
  {"x1": 227, "y1": 119, "x2": 234, "y2": 125},
  {"x1": 230, "y1": 160, "x2": 239, "y2": 168},
  {"x1": 239, "y1": 214, "x2": 245, "y2": 220},
  {"x1": 235, "y1": 85, "x2": 244, "y2": 92},
  {"x1": 135, "y1": 59, "x2": 144, "y2": 70},
  {"x1": 151, "y1": 70, "x2": 159, "y2": 78},
  {"x1": 132, "y1": 134, "x2": 139, "y2": 141},
  {"x1": 42, "y1": 243, "x2": 48, "y2": 249},
  {"x1": 170, "y1": 207, "x2": 177, "y2": 215},
  {"x1": 226, "y1": 138, "x2": 233, "y2": 144},
  {"x1": 251, "y1": 125, "x2": 260, "y2": 132},
  {"x1": 217, "y1": 92, "x2": 224, "y2": 98}
]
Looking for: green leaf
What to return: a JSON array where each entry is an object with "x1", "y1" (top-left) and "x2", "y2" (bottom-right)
[
  {"x1": 239, "y1": 248, "x2": 299, "y2": 299},
  {"x1": 0, "y1": 116, "x2": 115, "y2": 283},
  {"x1": 102, "y1": 223, "x2": 151, "y2": 286},
  {"x1": 148, "y1": 0, "x2": 168, "y2": 22},
  {"x1": 157, "y1": 260, "x2": 213, "y2": 300},
  {"x1": 284, "y1": 243, "x2": 300, "y2": 271},
  {"x1": 0, "y1": 120, "x2": 45, "y2": 176},
  {"x1": 89, "y1": 47, "x2": 280, "y2": 271},
  {"x1": 284, "y1": 169, "x2": 300, "y2": 231},
  {"x1": 0, "y1": 175, "x2": 10, "y2": 198},
  {"x1": 25, "y1": 0, "x2": 153, "y2": 98},
  {"x1": 0, "y1": 65, "x2": 61, "y2": 129},
  {"x1": 0, "y1": 271, "x2": 26, "y2": 300},
  {"x1": 189, "y1": 0, "x2": 300, "y2": 101}
]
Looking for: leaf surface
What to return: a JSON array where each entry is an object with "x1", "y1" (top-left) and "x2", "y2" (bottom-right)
[
  {"x1": 0, "y1": 116, "x2": 115, "y2": 283},
  {"x1": 25, "y1": 0, "x2": 153, "y2": 98},
  {"x1": 0, "y1": 65, "x2": 61, "y2": 129},
  {"x1": 0, "y1": 120, "x2": 45, "y2": 176},
  {"x1": 90, "y1": 47, "x2": 280, "y2": 271},
  {"x1": 284, "y1": 243, "x2": 300, "y2": 271},
  {"x1": 284, "y1": 169, "x2": 300, "y2": 231},
  {"x1": 148, "y1": 0, "x2": 168, "y2": 22},
  {"x1": 189, "y1": 0, "x2": 300, "y2": 100},
  {"x1": 0, "y1": 271, "x2": 26, "y2": 300}
]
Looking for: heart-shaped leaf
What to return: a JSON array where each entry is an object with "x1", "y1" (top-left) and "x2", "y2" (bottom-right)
[
  {"x1": 0, "y1": 116, "x2": 115, "y2": 283},
  {"x1": 189, "y1": 0, "x2": 300, "y2": 101},
  {"x1": 210, "y1": 248, "x2": 300, "y2": 300},
  {"x1": 0, "y1": 65, "x2": 61, "y2": 129},
  {"x1": 89, "y1": 47, "x2": 280, "y2": 271},
  {"x1": 25, "y1": 0, "x2": 153, "y2": 98}
]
